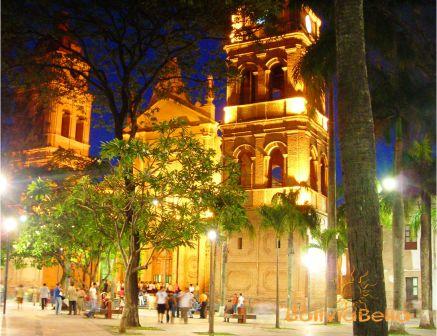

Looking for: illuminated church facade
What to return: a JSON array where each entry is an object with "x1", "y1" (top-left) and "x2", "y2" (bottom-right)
[{"x1": 3, "y1": 4, "x2": 427, "y2": 314}]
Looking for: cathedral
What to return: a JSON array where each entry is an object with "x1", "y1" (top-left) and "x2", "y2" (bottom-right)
[{"x1": 3, "y1": 4, "x2": 427, "y2": 314}]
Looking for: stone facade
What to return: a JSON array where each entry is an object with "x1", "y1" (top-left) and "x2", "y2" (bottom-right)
[
  {"x1": 219, "y1": 7, "x2": 328, "y2": 311},
  {"x1": 132, "y1": 63, "x2": 220, "y2": 294}
]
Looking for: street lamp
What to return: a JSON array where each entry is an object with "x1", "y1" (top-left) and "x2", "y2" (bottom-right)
[
  {"x1": 2, "y1": 216, "x2": 18, "y2": 315},
  {"x1": 207, "y1": 229, "x2": 217, "y2": 335},
  {"x1": 382, "y1": 176, "x2": 398, "y2": 192},
  {"x1": 301, "y1": 248, "x2": 325, "y2": 314}
]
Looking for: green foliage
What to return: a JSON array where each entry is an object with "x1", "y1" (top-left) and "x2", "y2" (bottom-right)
[
  {"x1": 47, "y1": 120, "x2": 248, "y2": 270},
  {"x1": 14, "y1": 176, "x2": 114, "y2": 283},
  {"x1": 309, "y1": 226, "x2": 348, "y2": 257},
  {"x1": 259, "y1": 189, "x2": 320, "y2": 238}
]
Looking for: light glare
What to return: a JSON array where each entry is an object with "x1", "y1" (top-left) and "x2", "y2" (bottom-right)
[
  {"x1": 207, "y1": 230, "x2": 217, "y2": 241},
  {"x1": 0, "y1": 174, "x2": 9, "y2": 194},
  {"x1": 382, "y1": 177, "x2": 397, "y2": 192},
  {"x1": 4, "y1": 217, "x2": 18, "y2": 232}
]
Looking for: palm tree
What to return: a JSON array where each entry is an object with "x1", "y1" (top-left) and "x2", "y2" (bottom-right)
[
  {"x1": 309, "y1": 226, "x2": 348, "y2": 324},
  {"x1": 259, "y1": 190, "x2": 319, "y2": 329},
  {"x1": 206, "y1": 175, "x2": 251, "y2": 312},
  {"x1": 335, "y1": 1, "x2": 388, "y2": 335},
  {"x1": 292, "y1": 27, "x2": 338, "y2": 322},
  {"x1": 404, "y1": 137, "x2": 436, "y2": 328}
]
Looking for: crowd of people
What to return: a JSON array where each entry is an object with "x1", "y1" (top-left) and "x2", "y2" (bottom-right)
[{"x1": 8, "y1": 280, "x2": 246, "y2": 324}]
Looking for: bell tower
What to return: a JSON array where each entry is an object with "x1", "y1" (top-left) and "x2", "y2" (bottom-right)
[
  {"x1": 220, "y1": 5, "x2": 328, "y2": 307},
  {"x1": 4, "y1": 18, "x2": 92, "y2": 168}
]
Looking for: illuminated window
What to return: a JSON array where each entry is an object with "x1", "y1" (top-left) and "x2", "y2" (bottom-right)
[
  {"x1": 75, "y1": 118, "x2": 84, "y2": 142},
  {"x1": 237, "y1": 237, "x2": 243, "y2": 249},
  {"x1": 405, "y1": 225, "x2": 417, "y2": 250},
  {"x1": 268, "y1": 148, "x2": 284, "y2": 188},
  {"x1": 310, "y1": 157, "x2": 318, "y2": 191},
  {"x1": 61, "y1": 111, "x2": 70, "y2": 138},
  {"x1": 269, "y1": 65, "x2": 284, "y2": 100},
  {"x1": 239, "y1": 70, "x2": 257, "y2": 104}
]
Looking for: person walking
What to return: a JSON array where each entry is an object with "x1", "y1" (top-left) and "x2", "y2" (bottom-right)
[
  {"x1": 88, "y1": 282, "x2": 97, "y2": 311},
  {"x1": 76, "y1": 287, "x2": 86, "y2": 314},
  {"x1": 15, "y1": 284, "x2": 24, "y2": 310},
  {"x1": 179, "y1": 287, "x2": 194, "y2": 324},
  {"x1": 40, "y1": 283, "x2": 50, "y2": 310},
  {"x1": 54, "y1": 283, "x2": 63, "y2": 315},
  {"x1": 237, "y1": 293, "x2": 244, "y2": 309},
  {"x1": 166, "y1": 292, "x2": 177, "y2": 323},
  {"x1": 199, "y1": 292, "x2": 207, "y2": 319},
  {"x1": 232, "y1": 293, "x2": 238, "y2": 314},
  {"x1": 67, "y1": 282, "x2": 78, "y2": 315},
  {"x1": 31, "y1": 286, "x2": 38, "y2": 306},
  {"x1": 85, "y1": 283, "x2": 98, "y2": 318},
  {"x1": 156, "y1": 286, "x2": 168, "y2": 323}
]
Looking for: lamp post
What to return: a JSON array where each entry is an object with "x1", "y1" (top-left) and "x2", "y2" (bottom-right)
[
  {"x1": 2, "y1": 217, "x2": 18, "y2": 315},
  {"x1": 207, "y1": 229, "x2": 217, "y2": 335}
]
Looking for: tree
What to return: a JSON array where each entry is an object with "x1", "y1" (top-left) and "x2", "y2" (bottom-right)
[
  {"x1": 404, "y1": 137, "x2": 436, "y2": 329},
  {"x1": 294, "y1": 2, "x2": 435, "y2": 328},
  {"x1": 292, "y1": 26, "x2": 338, "y2": 322},
  {"x1": 67, "y1": 120, "x2": 246, "y2": 332},
  {"x1": 2, "y1": 2, "x2": 280, "y2": 330},
  {"x1": 335, "y1": 0, "x2": 388, "y2": 335},
  {"x1": 259, "y1": 190, "x2": 319, "y2": 329},
  {"x1": 309, "y1": 226, "x2": 347, "y2": 324},
  {"x1": 14, "y1": 177, "x2": 113, "y2": 288}
]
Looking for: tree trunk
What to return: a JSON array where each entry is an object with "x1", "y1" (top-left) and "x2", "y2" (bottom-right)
[
  {"x1": 326, "y1": 82, "x2": 338, "y2": 323},
  {"x1": 419, "y1": 191, "x2": 435, "y2": 328},
  {"x1": 119, "y1": 233, "x2": 141, "y2": 333},
  {"x1": 286, "y1": 232, "x2": 294, "y2": 315},
  {"x1": 220, "y1": 238, "x2": 228, "y2": 308},
  {"x1": 275, "y1": 237, "x2": 280, "y2": 329},
  {"x1": 390, "y1": 127, "x2": 405, "y2": 333},
  {"x1": 335, "y1": 1, "x2": 388, "y2": 335}
]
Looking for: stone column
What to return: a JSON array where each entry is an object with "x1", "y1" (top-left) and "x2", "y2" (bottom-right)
[
  {"x1": 287, "y1": 131, "x2": 310, "y2": 184},
  {"x1": 254, "y1": 135, "x2": 266, "y2": 188}
]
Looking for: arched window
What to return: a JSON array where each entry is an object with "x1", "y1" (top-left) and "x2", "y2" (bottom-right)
[
  {"x1": 269, "y1": 65, "x2": 284, "y2": 100},
  {"x1": 61, "y1": 111, "x2": 70, "y2": 138},
  {"x1": 321, "y1": 157, "x2": 327, "y2": 196},
  {"x1": 75, "y1": 118, "x2": 85, "y2": 142},
  {"x1": 310, "y1": 153, "x2": 318, "y2": 191},
  {"x1": 239, "y1": 70, "x2": 257, "y2": 104},
  {"x1": 238, "y1": 152, "x2": 252, "y2": 188},
  {"x1": 268, "y1": 148, "x2": 284, "y2": 187}
]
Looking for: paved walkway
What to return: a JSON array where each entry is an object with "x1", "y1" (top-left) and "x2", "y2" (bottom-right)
[{"x1": 0, "y1": 301, "x2": 435, "y2": 335}]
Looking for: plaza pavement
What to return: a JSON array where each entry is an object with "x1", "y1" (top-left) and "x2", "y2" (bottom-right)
[{"x1": 0, "y1": 301, "x2": 435, "y2": 336}]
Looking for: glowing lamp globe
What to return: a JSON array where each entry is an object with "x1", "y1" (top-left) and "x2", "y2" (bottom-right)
[
  {"x1": 382, "y1": 177, "x2": 397, "y2": 192},
  {"x1": 207, "y1": 230, "x2": 217, "y2": 242},
  {"x1": 4, "y1": 217, "x2": 18, "y2": 232}
]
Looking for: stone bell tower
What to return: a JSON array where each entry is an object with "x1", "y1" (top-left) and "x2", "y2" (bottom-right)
[
  {"x1": 219, "y1": 4, "x2": 329, "y2": 309},
  {"x1": 3, "y1": 17, "x2": 92, "y2": 168}
]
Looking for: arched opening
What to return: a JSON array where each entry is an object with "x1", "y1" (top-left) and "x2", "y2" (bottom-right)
[
  {"x1": 321, "y1": 157, "x2": 327, "y2": 196},
  {"x1": 61, "y1": 111, "x2": 70, "y2": 138},
  {"x1": 268, "y1": 148, "x2": 284, "y2": 187},
  {"x1": 75, "y1": 118, "x2": 85, "y2": 143},
  {"x1": 238, "y1": 152, "x2": 253, "y2": 188},
  {"x1": 310, "y1": 152, "x2": 318, "y2": 191},
  {"x1": 269, "y1": 65, "x2": 285, "y2": 100},
  {"x1": 239, "y1": 70, "x2": 257, "y2": 104}
]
